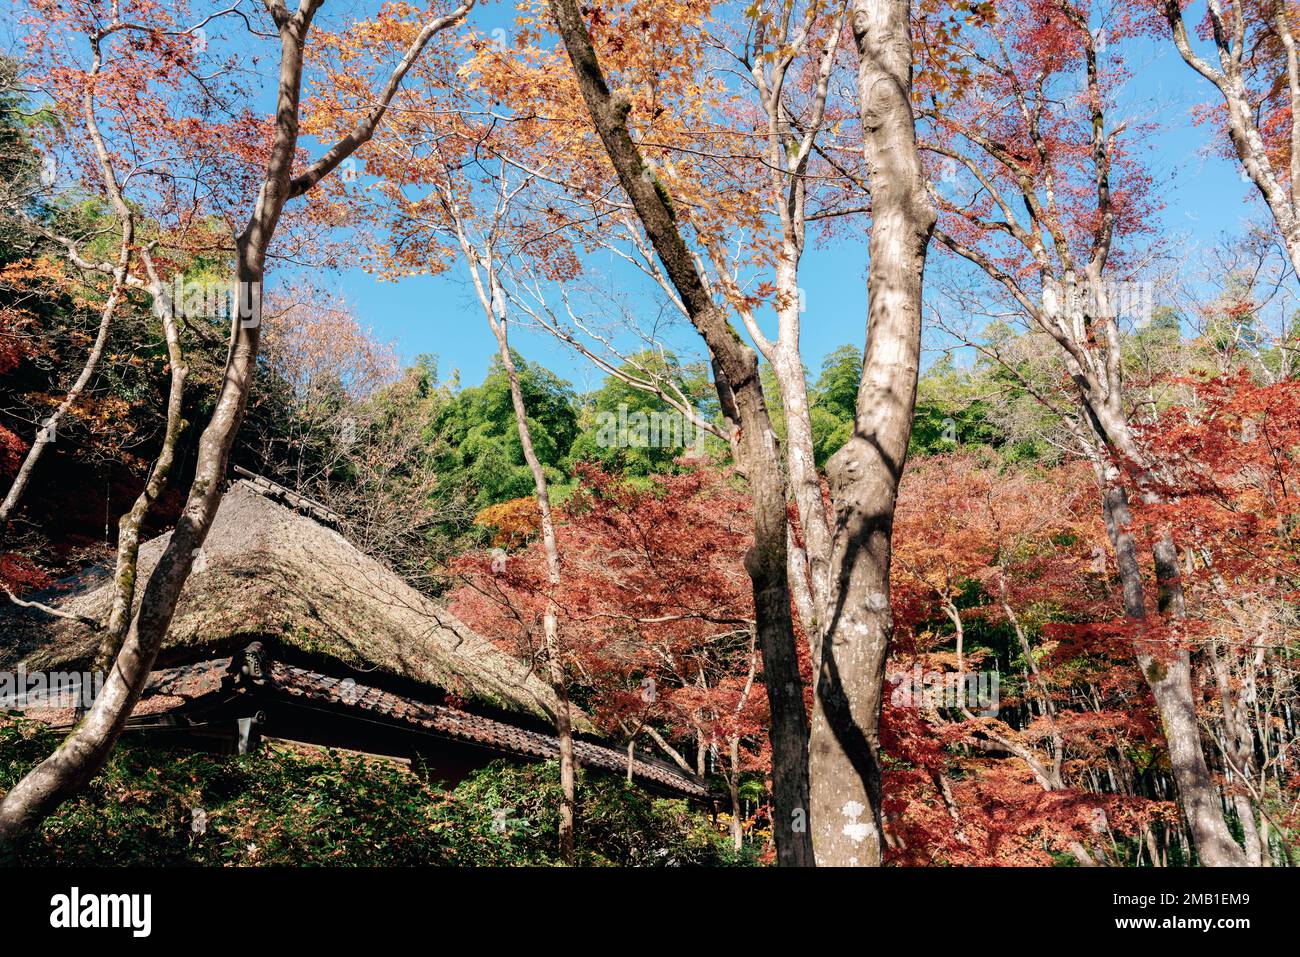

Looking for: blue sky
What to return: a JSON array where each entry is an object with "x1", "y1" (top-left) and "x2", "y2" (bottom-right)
[
  {"x1": 309, "y1": 6, "x2": 1261, "y2": 393},
  {"x1": 10, "y1": 0, "x2": 1253, "y2": 393}
]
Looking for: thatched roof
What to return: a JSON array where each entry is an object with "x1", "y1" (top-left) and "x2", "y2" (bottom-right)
[{"x1": 0, "y1": 480, "x2": 567, "y2": 722}]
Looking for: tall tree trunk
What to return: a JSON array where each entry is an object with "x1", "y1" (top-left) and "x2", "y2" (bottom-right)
[
  {"x1": 770, "y1": 256, "x2": 833, "y2": 658},
  {"x1": 729, "y1": 4, "x2": 845, "y2": 658},
  {"x1": 1087, "y1": 407, "x2": 1247, "y2": 867},
  {"x1": 1099, "y1": 481, "x2": 1247, "y2": 867},
  {"x1": 479, "y1": 261, "x2": 578, "y2": 865},
  {"x1": 546, "y1": 0, "x2": 813, "y2": 865},
  {"x1": 0, "y1": 0, "x2": 470, "y2": 847},
  {"x1": 0, "y1": 252, "x2": 128, "y2": 542},
  {"x1": 0, "y1": 251, "x2": 268, "y2": 847},
  {"x1": 727, "y1": 732, "x2": 745, "y2": 852},
  {"x1": 0, "y1": 30, "x2": 136, "y2": 546},
  {"x1": 807, "y1": 0, "x2": 935, "y2": 867},
  {"x1": 93, "y1": 254, "x2": 188, "y2": 675},
  {"x1": 1210, "y1": 637, "x2": 1267, "y2": 866}
]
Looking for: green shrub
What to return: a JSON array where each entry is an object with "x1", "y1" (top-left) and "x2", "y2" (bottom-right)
[
  {"x1": 441, "y1": 759, "x2": 747, "y2": 867},
  {"x1": 1, "y1": 722, "x2": 453, "y2": 865},
  {"x1": 0, "y1": 722, "x2": 748, "y2": 867}
]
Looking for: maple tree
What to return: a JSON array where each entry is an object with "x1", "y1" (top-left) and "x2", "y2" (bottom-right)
[
  {"x1": 1156, "y1": 0, "x2": 1300, "y2": 281},
  {"x1": 3, "y1": 0, "x2": 1299, "y2": 873},
  {"x1": 1133, "y1": 371, "x2": 1300, "y2": 862},
  {"x1": 0, "y1": 0, "x2": 476, "y2": 847},
  {"x1": 917, "y1": 0, "x2": 1254, "y2": 863},
  {"x1": 452, "y1": 464, "x2": 778, "y2": 853}
]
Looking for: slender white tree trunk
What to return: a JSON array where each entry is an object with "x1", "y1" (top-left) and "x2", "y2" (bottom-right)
[
  {"x1": 0, "y1": 0, "x2": 472, "y2": 847},
  {"x1": 807, "y1": 0, "x2": 935, "y2": 867},
  {"x1": 478, "y1": 256, "x2": 578, "y2": 865}
]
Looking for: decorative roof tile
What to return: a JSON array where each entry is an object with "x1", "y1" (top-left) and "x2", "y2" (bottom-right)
[
  {"x1": 268, "y1": 662, "x2": 707, "y2": 798},
  {"x1": 8, "y1": 655, "x2": 707, "y2": 799}
]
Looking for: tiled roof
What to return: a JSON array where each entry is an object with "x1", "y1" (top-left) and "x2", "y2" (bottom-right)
[
  {"x1": 268, "y1": 662, "x2": 708, "y2": 798},
  {"x1": 7, "y1": 654, "x2": 707, "y2": 798},
  {"x1": 8, "y1": 657, "x2": 232, "y2": 727}
]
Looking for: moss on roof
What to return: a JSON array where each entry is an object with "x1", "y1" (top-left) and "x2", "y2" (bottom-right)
[{"x1": 0, "y1": 481, "x2": 569, "y2": 723}]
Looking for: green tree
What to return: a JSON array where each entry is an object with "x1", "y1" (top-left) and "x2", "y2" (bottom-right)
[
  {"x1": 437, "y1": 352, "x2": 579, "y2": 508},
  {"x1": 808, "y1": 345, "x2": 857, "y2": 465},
  {"x1": 567, "y1": 352, "x2": 715, "y2": 476}
]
